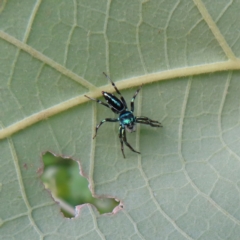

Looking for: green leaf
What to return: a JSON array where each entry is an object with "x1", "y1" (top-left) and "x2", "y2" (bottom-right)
[{"x1": 1, "y1": 0, "x2": 240, "y2": 239}]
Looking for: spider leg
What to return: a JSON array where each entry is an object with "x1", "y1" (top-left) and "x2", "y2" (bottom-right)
[
  {"x1": 119, "y1": 126, "x2": 125, "y2": 158},
  {"x1": 103, "y1": 72, "x2": 128, "y2": 109},
  {"x1": 85, "y1": 95, "x2": 119, "y2": 114},
  {"x1": 93, "y1": 118, "x2": 119, "y2": 139},
  {"x1": 122, "y1": 127, "x2": 141, "y2": 155},
  {"x1": 130, "y1": 85, "x2": 142, "y2": 112},
  {"x1": 136, "y1": 116, "x2": 162, "y2": 127}
]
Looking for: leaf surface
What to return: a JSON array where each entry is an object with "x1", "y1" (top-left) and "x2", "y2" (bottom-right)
[{"x1": 1, "y1": 0, "x2": 240, "y2": 239}]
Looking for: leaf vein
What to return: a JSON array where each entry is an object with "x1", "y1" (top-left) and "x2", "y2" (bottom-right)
[
  {"x1": 7, "y1": 137, "x2": 44, "y2": 237},
  {"x1": 1, "y1": 61, "x2": 240, "y2": 140},
  {"x1": 193, "y1": 0, "x2": 236, "y2": 60},
  {"x1": 0, "y1": 30, "x2": 97, "y2": 91},
  {"x1": 178, "y1": 77, "x2": 240, "y2": 227}
]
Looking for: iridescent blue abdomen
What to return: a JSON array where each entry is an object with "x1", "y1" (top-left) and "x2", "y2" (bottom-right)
[{"x1": 119, "y1": 111, "x2": 136, "y2": 132}]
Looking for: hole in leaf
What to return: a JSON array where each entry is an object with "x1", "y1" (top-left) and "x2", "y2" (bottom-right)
[{"x1": 41, "y1": 152, "x2": 119, "y2": 218}]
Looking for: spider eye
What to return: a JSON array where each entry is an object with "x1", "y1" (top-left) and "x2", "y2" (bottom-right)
[{"x1": 126, "y1": 124, "x2": 136, "y2": 133}]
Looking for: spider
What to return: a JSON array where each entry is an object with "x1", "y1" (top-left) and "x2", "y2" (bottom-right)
[{"x1": 84, "y1": 72, "x2": 162, "y2": 158}]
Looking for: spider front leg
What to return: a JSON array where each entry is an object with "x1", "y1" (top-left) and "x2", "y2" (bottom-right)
[
  {"x1": 119, "y1": 126, "x2": 140, "y2": 158},
  {"x1": 103, "y1": 72, "x2": 128, "y2": 109},
  {"x1": 119, "y1": 126, "x2": 125, "y2": 158},
  {"x1": 136, "y1": 116, "x2": 162, "y2": 127},
  {"x1": 93, "y1": 118, "x2": 119, "y2": 139},
  {"x1": 85, "y1": 95, "x2": 110, "y2": 109},
  {"x1": 131, "y1": 85, "x2": 142, "y2": 112},
  {"x1": 85, "y1": 95, "x2": 119, "y2": 114}
]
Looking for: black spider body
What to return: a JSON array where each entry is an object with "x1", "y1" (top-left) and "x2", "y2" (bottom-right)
[
  {"x1": 85, "y1": 72, "x2": 162, "y2": 158},
  {"x1": 102, "y1": 91, "x2": 125, "y2": 113}
]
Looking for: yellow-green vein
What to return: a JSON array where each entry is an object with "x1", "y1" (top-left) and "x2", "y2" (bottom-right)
[{"x1": 0, "y1": 30, "x2": 97, "y2": 91}]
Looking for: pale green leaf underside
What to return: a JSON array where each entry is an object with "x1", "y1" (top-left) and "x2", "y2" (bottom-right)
[{"x1": 1, "y1": 0, "x2": 240, "y2": 239}]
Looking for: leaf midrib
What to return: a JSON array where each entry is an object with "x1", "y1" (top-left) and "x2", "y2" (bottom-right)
[
  {"x1": 1, "y1": 0, "x2": 239, "y2": 143},
  {"x1": 1, "y1": 60, "x2": 240, "y2": 140}
]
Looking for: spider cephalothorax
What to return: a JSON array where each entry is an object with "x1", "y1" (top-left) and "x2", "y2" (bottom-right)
[{"x1": 85, "y1": 72, "x2": 162, "y2": 158}]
